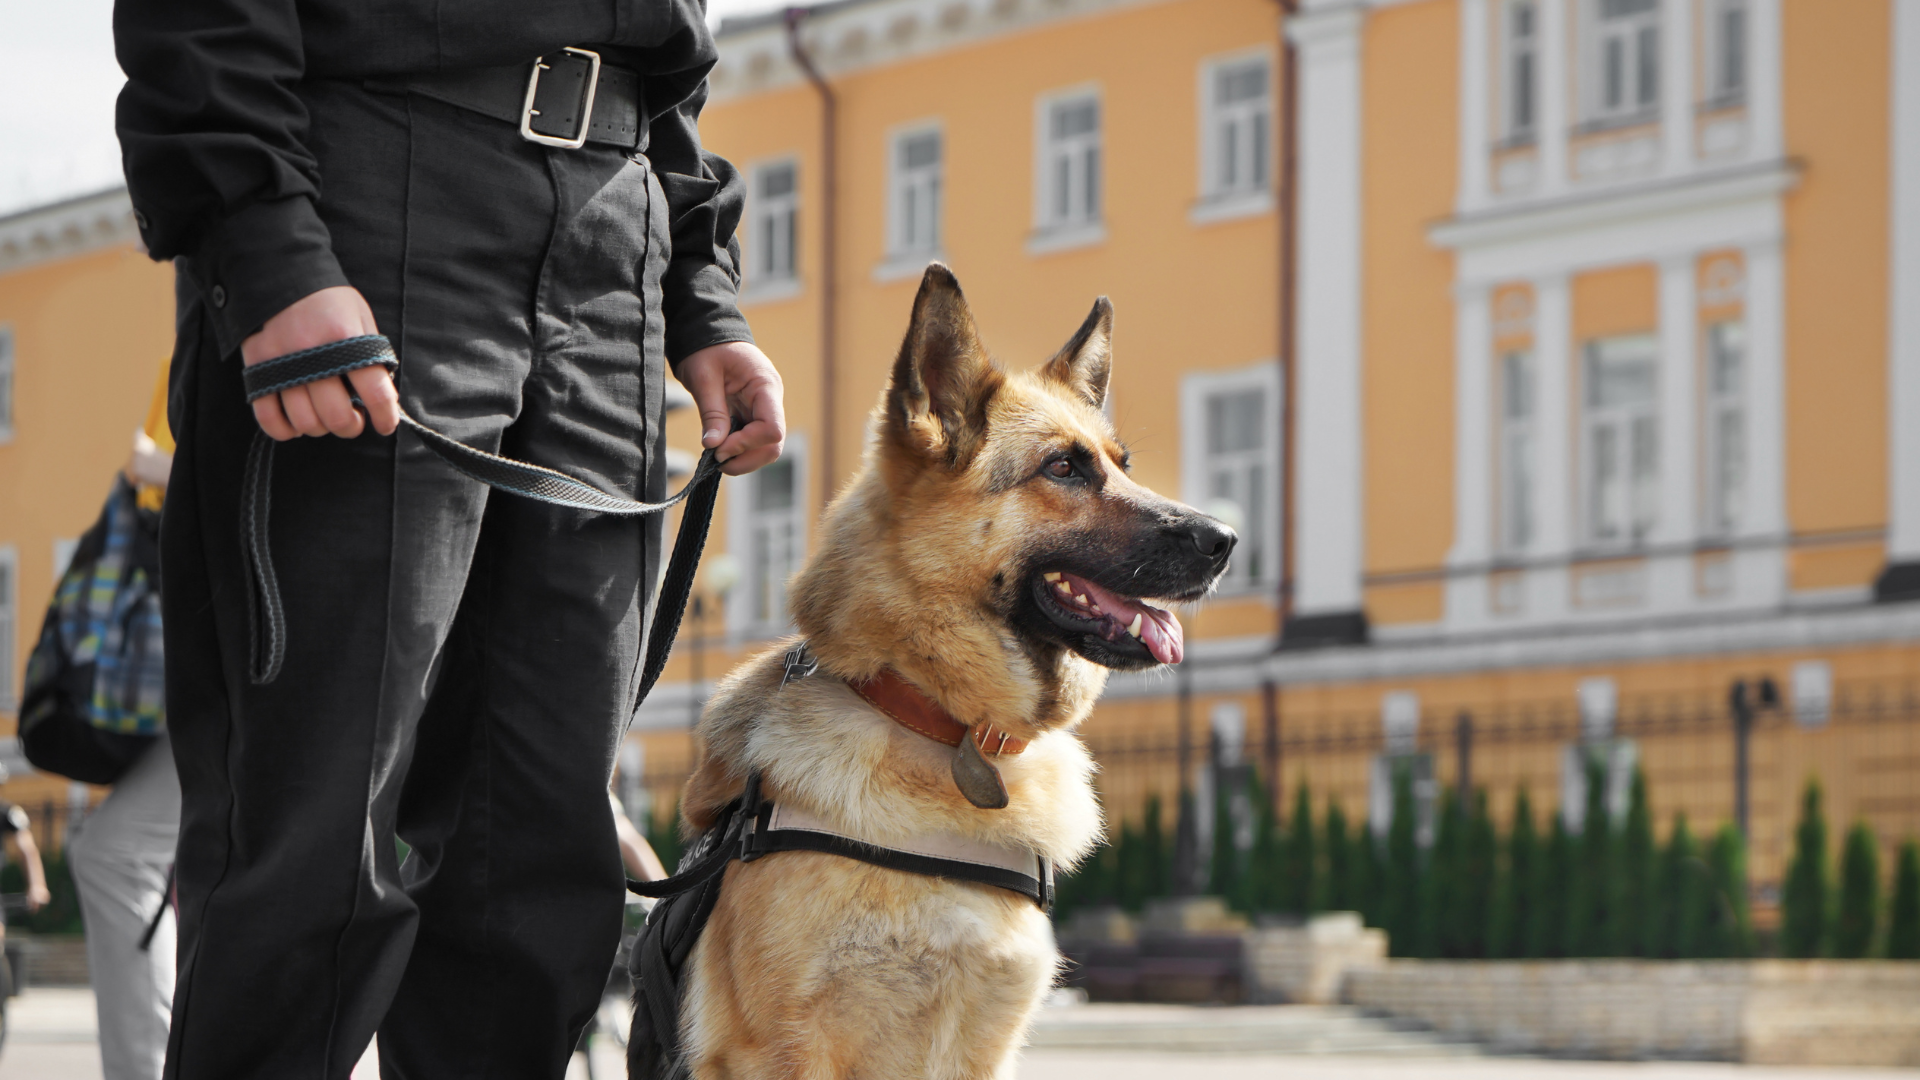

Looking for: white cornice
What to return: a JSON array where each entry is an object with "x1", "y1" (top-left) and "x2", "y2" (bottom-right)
[
  {"x1": 0, "y1": 187, "x2": 139, "y2": 278},
  {"x1": 708, "y1": 0, "x2": 1184, "y2": 102},
  {"x1": 1429, "y1": 159, "x2": 1800, "y2": 253}
]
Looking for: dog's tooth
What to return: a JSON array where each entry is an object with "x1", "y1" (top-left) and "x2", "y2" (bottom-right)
[
  {"x1": 1044, "y1": 572, "x2": 1061, "y2": 582},
  {"x1": 1127, "y1": 614, "x2": 1143, "y2": 638},
  {"x1": 1056, "y1": 581, "x2": 1073, "y2": 595},
  {"x1": 1075, "y1": 594, "x2": 1089, "y2": 606}
]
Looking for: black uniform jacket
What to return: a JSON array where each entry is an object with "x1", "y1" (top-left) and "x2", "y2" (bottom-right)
[{"x1": 114, "y1": 0, "x2": 753, "y2": 364}]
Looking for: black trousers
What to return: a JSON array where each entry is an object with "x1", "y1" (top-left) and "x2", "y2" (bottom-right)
[{"x1": 161, "y1": 80, "x2": 669, "y2": 1080}]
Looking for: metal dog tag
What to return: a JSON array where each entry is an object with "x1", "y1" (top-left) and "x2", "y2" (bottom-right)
[{"x1": 952, "y1": 730, "x2": 1010, "y2": 810}]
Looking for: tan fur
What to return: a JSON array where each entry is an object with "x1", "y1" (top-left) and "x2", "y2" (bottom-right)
[{"x1": 677, "y1": 266, "x2": 1196, "y2": 1080}]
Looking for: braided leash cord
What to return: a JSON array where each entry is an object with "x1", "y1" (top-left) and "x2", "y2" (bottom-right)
[{"x1": 239, "y1": 335, "x2": 723, "y2": 693}]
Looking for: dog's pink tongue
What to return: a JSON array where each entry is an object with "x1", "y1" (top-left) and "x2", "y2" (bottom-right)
[{"x1": 1072, "y1": 576, "x2": 1186, "y2": 666}]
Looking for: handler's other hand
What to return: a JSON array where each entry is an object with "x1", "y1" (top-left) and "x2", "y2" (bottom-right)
[
  {"x1": 679, "y1": 340, "x2": 786, "y2": 476},
  {"x1": 241, "y1": 285, "x2": 401, "y2": 442}
]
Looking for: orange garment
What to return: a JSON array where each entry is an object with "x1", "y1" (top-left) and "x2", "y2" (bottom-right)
[{"x1": 138, "y1": 360, "x2": 172, "y2": 511}]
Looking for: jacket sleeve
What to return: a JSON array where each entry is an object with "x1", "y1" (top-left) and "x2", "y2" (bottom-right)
[
  {"x1": 115, "y1": 0, "x2": 349, "y2": 357},
  {"x1": 642, "y1": 70, "x2": 756, "y2": 368}
]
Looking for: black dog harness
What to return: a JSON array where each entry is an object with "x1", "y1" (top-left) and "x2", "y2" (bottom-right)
[
  {"x1": 237, "y1": 335, "x2": 722, "y2": 694},
  {"x1": 623, "y1": 768, "x2": 1053, "y2": 1078}
]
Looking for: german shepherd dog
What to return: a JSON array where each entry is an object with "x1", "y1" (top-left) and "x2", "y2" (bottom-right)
[{"x1": 662, "y1": 264, "x2": 1234, "y2": 1078}]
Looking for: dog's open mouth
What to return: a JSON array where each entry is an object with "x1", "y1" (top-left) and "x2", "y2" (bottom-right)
[{"x1": 1033, "y1": 570, "x2": 1185, "y2": 665}]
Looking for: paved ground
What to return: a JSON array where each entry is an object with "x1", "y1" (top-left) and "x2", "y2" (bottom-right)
[
  {"x1": 1016, "y1": 1054, "x2": 1920, "y2": 1080},
  {"x1": 4, "y1": 990, "x2": 1918, "y2": 1079}
]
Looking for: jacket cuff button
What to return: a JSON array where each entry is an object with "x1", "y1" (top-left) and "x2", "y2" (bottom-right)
[{"x1": 210, "y1": 284, "x2": 228, "y2": 309}]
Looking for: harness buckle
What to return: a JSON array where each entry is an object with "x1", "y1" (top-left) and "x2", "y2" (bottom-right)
[
  {"x1": 737, "y1": 772, "x2": 772, "y2": 862},
  {"x1": 780, "y1": 641, "x2": 819, "y2": 688},
  {"x1": 520, "y1": 47, "x2": 601, "y2": 149}
]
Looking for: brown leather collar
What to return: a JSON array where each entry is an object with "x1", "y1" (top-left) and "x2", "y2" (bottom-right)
[{"x1": 849, "y1": 669, "x2": 1028, "y2": 756}]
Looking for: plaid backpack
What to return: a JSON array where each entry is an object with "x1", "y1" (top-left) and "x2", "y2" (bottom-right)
[{"x1": 19, "y1": 476, "x2": 165, "y2": 784}]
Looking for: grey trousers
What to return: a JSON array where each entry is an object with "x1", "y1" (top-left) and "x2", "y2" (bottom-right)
[
  {"x1": 161, "y1": 79, "x2": 668, "y2": 1080},
  {"x1": 70, "y1": 734, "x2": 181, "y2": 1080}
]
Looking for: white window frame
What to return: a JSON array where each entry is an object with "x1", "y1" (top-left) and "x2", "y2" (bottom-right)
[
  {"x1": 726, "y1": 433, "x2": 808, "y2": 637},
  {"x1": 1194, "y1": 49, "x2": 1275, "y2": 224},
  {"x1": 0, "y1": 545, "x2": 16, "y2": 713},
  {"x1": 1580, "y1": 334, "x2": 1661, "y2": 548},
  {"x1": 1703, "y1": 319, "x2": 1747, "y2": 538},
  {"x1": 887, "y1": 122, "x2": 944, "y2": 262},
  {"x1": 0, "y1": 324, "x2": 15, "y2": 444},
  {"x1": 1498, "y1": 348, "x2": 1538, "y2": 552},
  {"x1": 1502, "y1": 1, "x2": 1541, "y2": 144},
  {"x1": 1583, "y1": 0, "x2": 1662, "y2": 128},
  {"x1": 1704, "y1": 0, "x2": 1749, "y2": 107},
  {"x1": 743, "y1": 156, "x2": 801, "y2": 303},
  {"x1": 1180, "y1": 362, "x2": 1283, "y2": 597},
  {"x1": 1029, "y1": 85, "x2": 1105, "y2": 254}
]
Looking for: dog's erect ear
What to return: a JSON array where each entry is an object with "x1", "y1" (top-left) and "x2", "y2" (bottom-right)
[
  {"x1": 888, "y1": 264, "x2": 1002, "y2": 463},
  {"x1": 1042, "y1": 297, "x2": 1113, "y2": 411}
]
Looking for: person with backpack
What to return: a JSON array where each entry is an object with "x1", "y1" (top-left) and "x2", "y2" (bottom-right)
[{"x1": 62, "y1": 374, "x2": 182, "y2": 1080}]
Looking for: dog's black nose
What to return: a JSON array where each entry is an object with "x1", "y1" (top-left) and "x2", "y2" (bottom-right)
[{"x1": 1186, "y1": 518, "x2": 1237, "y2": 562}]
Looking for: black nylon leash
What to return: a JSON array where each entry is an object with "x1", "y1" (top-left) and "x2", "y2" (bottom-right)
[{"x1": 238, "y1": 335, "x2": 724, "y2": 703}]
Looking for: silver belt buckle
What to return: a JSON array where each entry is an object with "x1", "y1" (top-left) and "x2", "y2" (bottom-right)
[{"x1": 520, "y1": 46, "x2": 601, "y2": 149}]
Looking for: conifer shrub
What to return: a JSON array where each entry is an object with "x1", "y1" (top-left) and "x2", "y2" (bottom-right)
[
  {"x1": 1616, "y1": 769, "x2": 1655, "y2": 956},
  {"x1": 1489, "y1": 787, "x2": 1538, "y2": 959},
  {"x1": 1244, "y1": 773, "x2": 1284, "y2": 914},
  {"x1": 1420, "y1": 787, "x2": 1461, "y2": 958},
  {"x1": 1834, "y1": 821, "x2": 1881, "y2": 959},
  {"x1": 1651, "y1": 813, "x2": 1695, "y2": 958},
  {"x1": 1207, "y1": 772, "x2": 1242, "y2": 902},
  {"x1": 1704, "y1": 824, "x2": 1751, "y2": 958},
  {"x1": 1781, "y1": 778, "x2": 1830, "y2": 958},
  {"x1": 1383, "y1": 765, "x2": 1421, "y2": 956},
  {"x1": 1352, "y1": 816, "x2": 1384, "y2": 929},
  {"x1": 1531, "y1": 813, "x2": 1573, "y2": 958},
  {"x1": 1324, "y1": 800, "x2": 1353, "y2": 912},
  {"x1": 1457, "y1": 789, "x2": 1497, "y2": 959},
  {"x1": 1567, "y1": 758, "x2": 1615, "y2": 956},
  {"x1": 1888, "y1": 838, "x2": 1920, "y2": 960},
  {"x1": 1283, "y1": 782, "x2": 1317, "y2": 915}
]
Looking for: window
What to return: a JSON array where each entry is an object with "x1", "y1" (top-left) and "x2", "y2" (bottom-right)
[
  {"x1": 733, "y1": 446, "x2": 804, "y2": 632},
  {"x1": 1505, "y1": 2, "x2": 1540, "y2": 141},
  {"x1": 1039, "y1": 92, "x2": 1102, "y2": 230},
  {"x1": 1708, "y1": 0, "x2": 1748, "y2": 103},
  {"x1": 1182, "y1": 365, "x2": 1282, "y2": 595},
  {"x1": 889, "y1": 128, "x2": 943, "y2": 259},
  {"x1": 1704, "y1": 320, "x2": 1746, "y2": 536},
  {"x1": 1582, "y1": 335, "x2": 1660, "y2": 545},
  {"x1": 1202, "y1": 56, "x2": 1272, "y2": 199},
  {"x1": 1499, "y1": 350, "x2": 1537, "y2": 551},
  {"x1": 1588, "y1": 0, "x2": 1660, "y2": 124},
  {"x1": 0, "y1": 325, "x2": 14, "y2": 442},
  {"x1": 748, "y1": 160, "x2": 798, "y2": 286},
  {"x1": 0, "y1": 547, "x2": 15, "y2": 712}
]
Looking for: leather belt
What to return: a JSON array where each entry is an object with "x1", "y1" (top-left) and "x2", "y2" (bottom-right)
[{"x1": 370, "y1": 47, "x2": 643, "y2": 151}]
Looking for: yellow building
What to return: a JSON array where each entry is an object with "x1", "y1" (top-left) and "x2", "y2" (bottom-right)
[
  {"x1": 628, "y1": 0, "x2": 1920, "y2": 905},
  {"x1": 0, "y1": 187, "x2": 176, "y2": 834}
]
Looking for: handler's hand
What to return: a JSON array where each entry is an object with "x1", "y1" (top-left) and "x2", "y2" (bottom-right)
[
  {"x1": 679, "y1": 340, "x2": 785, "y2": 476},
  {"x1": 240, "y1": 286, "x2": 401, "y2": 442}
]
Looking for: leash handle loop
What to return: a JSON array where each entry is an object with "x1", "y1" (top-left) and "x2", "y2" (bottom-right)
[{"x1": 237, "y1": 334, "x2": 725, "y2": 690}]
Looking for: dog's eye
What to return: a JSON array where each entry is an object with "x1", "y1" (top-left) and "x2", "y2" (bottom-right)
[{"x1": 1044, "y1": 457, "x2": 1077, "y2": 480}]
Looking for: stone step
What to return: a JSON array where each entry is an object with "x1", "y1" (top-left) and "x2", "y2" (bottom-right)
[{"x1": 1028, "y1": 1004, "x2": 1485, "y2": 1057}]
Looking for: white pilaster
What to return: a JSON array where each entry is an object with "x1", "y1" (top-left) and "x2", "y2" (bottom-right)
[
  {"x1": 1447, "y1": 283, "x2": 1496, "y2": 628},
  {"x1": 1290, "y1": 3, "x2": 1368, "y2": 619},
  {"x1": 1650, "y1": 253, "x2": 1699, "y2": 611},
  {"x1": 1538, "y1": 0, "x2": 1571, "y2": 194},
  {"x1": 1889, "y1": 0, "x2": 1920, "y2": 563},
  {"x1": 1459, "y1": 0, "x2": 1493, "y2": 212},
  {"x1": 1533, "y1": 272, "x2": 1574, "y2": 620},
  {"x1": 1748, "y1": 0, "x2": 1785, "y2": 161},
  {"x1": 1739, "y1": 238, "x2": 1789, "y2": 607},
  {"x1": 1660, "y1": 0, "x2": 1695, "y2": 175}
]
